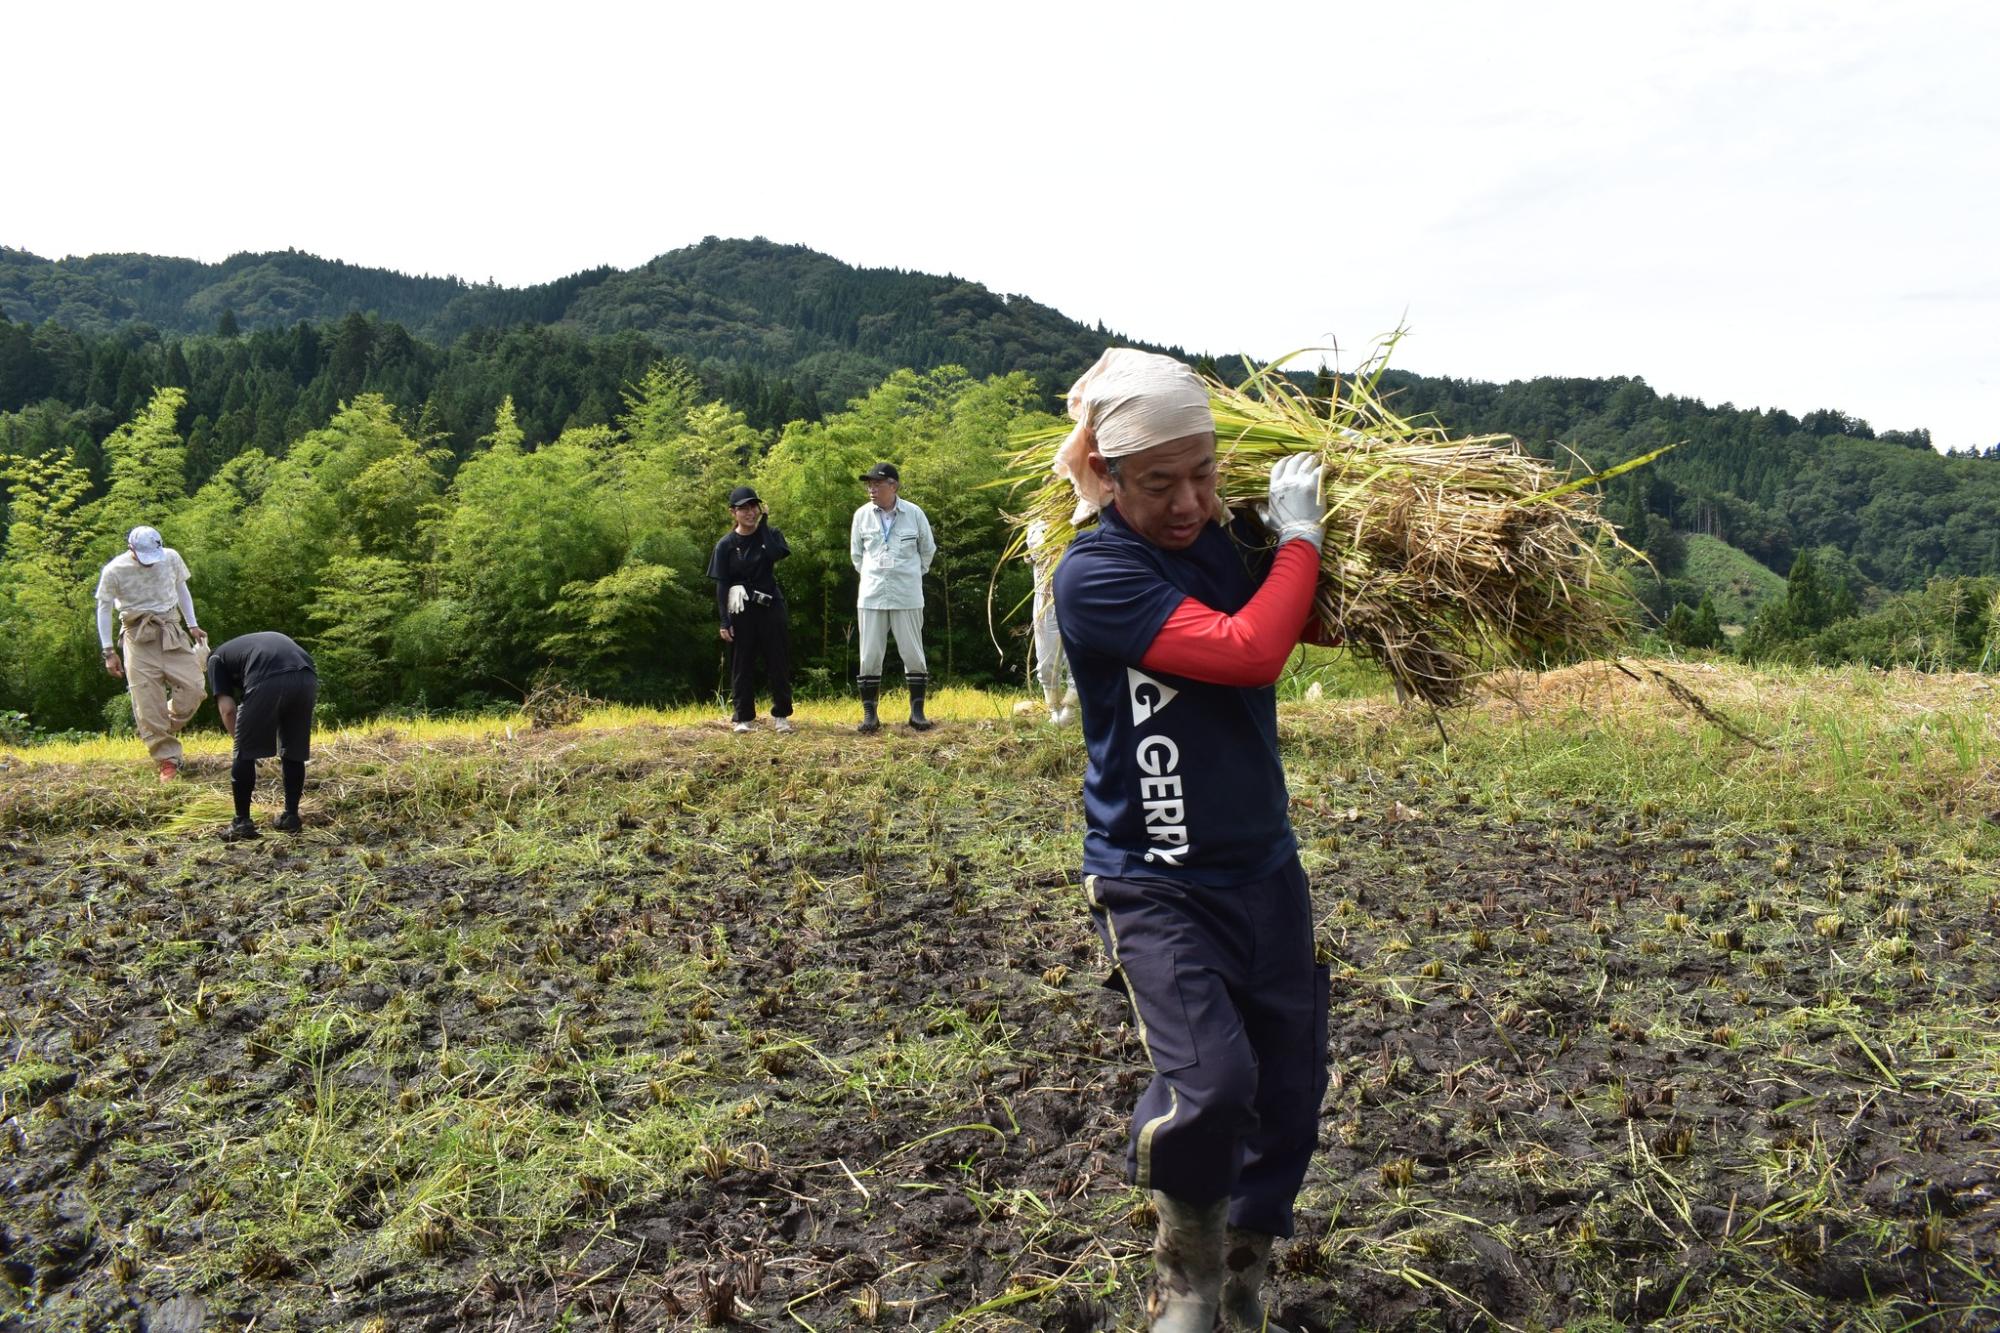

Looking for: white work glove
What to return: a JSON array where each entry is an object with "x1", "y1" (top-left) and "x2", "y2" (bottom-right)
[
  {"x1": 727, "y1": 584, "x2": 748, "y2": 615},
  {"x1": 1261, "y1": 453, "x2": 1327, "y2": 550}
]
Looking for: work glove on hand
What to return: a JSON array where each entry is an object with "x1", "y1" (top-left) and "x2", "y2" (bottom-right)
[
  {"x1": 727, "y1": 584, "x2": 749, "y2": 615},
  {"x1": 1260, "y1": 453, "x2": 1327, "y2": 551}
]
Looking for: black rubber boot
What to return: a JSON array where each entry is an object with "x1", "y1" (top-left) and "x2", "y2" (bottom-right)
[
  {"x1": 857, "y1": 676, "x2": 881, "y2": 734},
  {"x1": 907, "y1": 674, "x2": 934, "y2": 731}
]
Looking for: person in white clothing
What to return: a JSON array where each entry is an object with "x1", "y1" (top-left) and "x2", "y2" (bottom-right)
[
  {"x1": 94, "y1": 525, "x2": 209, "y2": 780},
  {"x1": 849, "y1": 462, "x2": 937, "y2": 732},
  {"x1": 1025, "y1": 519, "x2": 1077, "y2": 724}
]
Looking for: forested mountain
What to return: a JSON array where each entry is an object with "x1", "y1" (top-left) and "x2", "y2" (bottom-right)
[
  {"x1": 16, "y1": 296, "x2": 1985, "y2": 597},
  {"x1": 1, "y1": 238, "x2": 1164, "y2": 415},
  {"x1": 0, "y1": 247, "x2": 476, "y2": 336},
  {"x1": 4, "y1": 236, "x2": 2000, "y2": 734},
  {"x1": 1374, "y1": 371, "x2": 2000, "y2": 596}
]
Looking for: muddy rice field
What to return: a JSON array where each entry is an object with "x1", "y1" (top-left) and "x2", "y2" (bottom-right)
[{"x1": 2, "y1": 668, "x2": 1997, "y2": 1331}]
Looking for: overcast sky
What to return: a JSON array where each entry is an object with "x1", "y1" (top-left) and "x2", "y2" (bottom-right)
[{"x1": 10, "y1": 1, "x2": 1997, "y2": 448}]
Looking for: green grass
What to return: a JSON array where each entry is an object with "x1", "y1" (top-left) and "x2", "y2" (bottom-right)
[
  {"x1": 1290, "y1": 659, "x2": 2000, "y2": 852},
  {"x1": 1682, "y1": 533, "x2": 1787, "y2": 625}
]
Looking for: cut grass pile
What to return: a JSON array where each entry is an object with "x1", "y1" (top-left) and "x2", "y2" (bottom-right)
[{"x1": 2, "y1": 662, "x2": 1996, "y2": 1331}]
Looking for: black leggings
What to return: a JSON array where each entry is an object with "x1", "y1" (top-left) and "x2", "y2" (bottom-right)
[{"x1": 232, "y1": 755, "x2": 304, "y2": 820}]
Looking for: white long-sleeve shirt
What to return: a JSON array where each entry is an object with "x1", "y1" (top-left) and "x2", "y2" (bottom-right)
[{"x1": 849, "y1": 498, "x2": 936, "y2": 610}]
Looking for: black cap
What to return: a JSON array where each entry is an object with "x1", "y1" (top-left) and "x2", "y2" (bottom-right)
[
  {"x1": 727, "y1": 485, "x2": 761, "y2": 507},
  {"x1": 859, "y1": 462, "x2": 900, "y2": 483}
]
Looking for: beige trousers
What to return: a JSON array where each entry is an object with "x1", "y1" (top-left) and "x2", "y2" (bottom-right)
[{"x1": 123, "y1": 616, "x2": 207, "y2": 762}]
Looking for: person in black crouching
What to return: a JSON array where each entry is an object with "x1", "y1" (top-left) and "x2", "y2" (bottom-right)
[
  {"x1": 207, "y1": 631, "x2": 319, "y2": 840},
  {"x1": 708, "y1": 485, "x2": 795, "y2": 733}
]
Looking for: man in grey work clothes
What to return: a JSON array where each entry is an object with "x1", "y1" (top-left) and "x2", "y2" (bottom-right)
[{"x1": 849, "y1": 462, "x2": 937, "y2": 732}]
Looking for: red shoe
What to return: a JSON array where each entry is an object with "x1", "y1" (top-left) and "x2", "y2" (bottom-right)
[{"x1": 157, "y1": 759, "x2": 180, "y2": 782}]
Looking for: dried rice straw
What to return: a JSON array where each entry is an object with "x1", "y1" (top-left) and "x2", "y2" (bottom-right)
[{"x1": 1002, "y1": 335, "x2": 1669, "y2": 707}]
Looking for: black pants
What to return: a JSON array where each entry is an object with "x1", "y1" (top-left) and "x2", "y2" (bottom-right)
[
  {"x1": 729, "y1": 604, "x2": 793, "y2": 722},
  {"x1": 231, "y1": 670, "x2": 317, "y2": 821},
  {"x1": 234, "y1": 670, "x2": 318, "y2": 761}
]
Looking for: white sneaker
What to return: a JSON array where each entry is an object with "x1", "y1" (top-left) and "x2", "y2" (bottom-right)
[
  {"x1": 732, "y1": 721, "x2": 753, "y2": 733},
  {"x1": 772, "y1": 717, "x2": 795, "y2": 733},
  {"x1": 1051, "y1": 706, "x2": 1074, "y2": 726}
]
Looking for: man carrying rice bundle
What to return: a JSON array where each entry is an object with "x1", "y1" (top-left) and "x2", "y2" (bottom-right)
[
  {"x1": 1019, "y1": 332, "x2": 1639, "y2": 713},
  {"x1": 1053, "y1": 348, "x2": 1330, "y2": 1333}
]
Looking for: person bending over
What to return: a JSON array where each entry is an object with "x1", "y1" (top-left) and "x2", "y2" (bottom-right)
[{"x1": 208, "y1": 631, "x2": 319, "y2": 841}]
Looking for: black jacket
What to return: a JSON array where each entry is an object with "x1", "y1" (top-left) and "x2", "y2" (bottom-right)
[{"x1": 707, "y1": 522, "x2": 790, "y2": 627}]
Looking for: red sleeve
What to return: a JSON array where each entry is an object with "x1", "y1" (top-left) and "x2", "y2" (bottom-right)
[{"x1": 1138, "y1": 540, "x2": 1320, "y2": 687}]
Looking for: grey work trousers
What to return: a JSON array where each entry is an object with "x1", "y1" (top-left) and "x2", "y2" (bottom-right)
[{"x1": 857, "y1": 607, "x2": 927, "y2": 678}]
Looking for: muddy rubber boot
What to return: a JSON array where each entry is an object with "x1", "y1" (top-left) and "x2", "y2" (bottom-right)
[
  {"x1": 1148, "y1": 1191, "x2": 1225, "y2": 1333},
  {"x1": 856, "y1": 676, "x2": 881, "y2": 734},
  {"x1": 1221, "y1": 1229, "x2": 1293, "y2": 1332},
  {"x1": 907, "y1": 674, "x2": 934, "y2": 731}
]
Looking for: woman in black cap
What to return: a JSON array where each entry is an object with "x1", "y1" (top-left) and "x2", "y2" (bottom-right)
[{"x1": 707, "y1": 485, "x2": 795, "y2": 732}]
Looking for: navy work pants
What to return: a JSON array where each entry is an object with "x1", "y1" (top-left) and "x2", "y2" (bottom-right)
[
  {"x1": 1086, "y1": 857, "x2": 1331, "y2": 1237},
  {"x1": 728, "y1": 603, "x2": 793, "y2": 723}
]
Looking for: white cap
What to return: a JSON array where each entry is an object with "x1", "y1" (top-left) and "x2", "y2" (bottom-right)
[{"x1": 128, "y1": 526, "x2": 166, "y2": 566}]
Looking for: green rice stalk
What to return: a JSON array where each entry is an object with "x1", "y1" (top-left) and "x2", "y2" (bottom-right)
[{"x1": 1001, "y1": 336, "x2": 1661, "y2": 706}]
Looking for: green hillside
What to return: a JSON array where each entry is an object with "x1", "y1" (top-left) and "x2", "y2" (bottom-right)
[
  {"x1": 0, "y1": 246, "x2": 473, "y2": 335},
  {"x1": 0, "y1": 239, "x2": 1184, "y2": 413},
  {"x1": 1681, "y1": 533, "x2": 1786, "y2": 625},
  {"x1": 5, "y1": 236, "x2": 1999, "y2": 634},
  {"x1": 1378, "y1": 370, "x2": 2000, "y2": 593}
]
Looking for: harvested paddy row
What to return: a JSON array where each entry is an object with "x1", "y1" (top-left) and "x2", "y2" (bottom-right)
[{"x1": 2, "y1": 668, "x2": 1997, "y2": 1330}]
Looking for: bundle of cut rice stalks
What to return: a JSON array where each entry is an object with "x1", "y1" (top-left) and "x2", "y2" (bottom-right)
[{"x1": 1004, "y1": 339, "x2": 1670, "y2": 707}]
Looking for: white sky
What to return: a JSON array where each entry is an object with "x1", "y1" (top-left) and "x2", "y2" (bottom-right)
[{"x1": 10, "y1": 1, "x2": 1997, "y2": 448}]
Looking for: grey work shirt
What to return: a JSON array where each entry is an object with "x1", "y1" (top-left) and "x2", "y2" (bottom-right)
[{"x1": 849, "y1": 498, "x2": 936, "y2": 610}]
